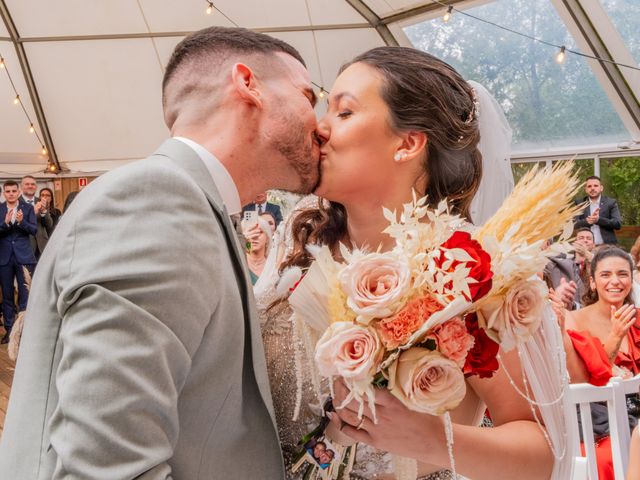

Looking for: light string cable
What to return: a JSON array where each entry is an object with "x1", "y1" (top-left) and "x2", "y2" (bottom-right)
[
  {"x1": 0, "y1": 53, "x2": 48, "y2": 156},
  {"x1": 431, "y1": 0, "x2": 640, "y2": 72},
  {"x1": 202, "y1": 1, "x2": 328, "y2": 95}
]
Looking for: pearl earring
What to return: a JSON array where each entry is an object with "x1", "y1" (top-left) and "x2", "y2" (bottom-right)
[{"x1": 394, "y1": 152, "x2": 404, "y2": 162}]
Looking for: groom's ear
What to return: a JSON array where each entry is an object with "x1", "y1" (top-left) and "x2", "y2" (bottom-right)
[
  {"x1": 396, "y1": 131, "x2": 428, "y2": 163},
  {"x1": 231, "y1": 63, "x2": 263, "y2": 108}
]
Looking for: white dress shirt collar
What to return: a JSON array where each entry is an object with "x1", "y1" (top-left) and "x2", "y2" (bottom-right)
[{"x1": 173, "y1": 137, "x2": 241, "y2": 215}]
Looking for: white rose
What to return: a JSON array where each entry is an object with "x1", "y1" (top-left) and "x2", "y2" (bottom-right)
[
  {"x1": 315, "y1": 322, "x2": 382, "y2": 382},
  {"x1": 339, "y1": 252, "x2": 411, "y2": 321},
  {"x1": 479, "y1": 279, "x2": 547, "y2": 351},
  {"x1": 388, "y1": 348, "x2": 466, "y2": 415}
]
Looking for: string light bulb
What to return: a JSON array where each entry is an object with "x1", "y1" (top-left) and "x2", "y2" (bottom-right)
[
  {"x1": 443, "y1": 6, "x2": 453, "y2": 23},
  {"x1": 13, "y1": 94, "x2": 19, "y2": 105},
  {"x1": 41, "y1": 145, "x2": 47, "y2": 155},
  {"x1": 555, "y1": 46, "x2": 566, "y2": 64},
  {"x1": 0, "y1": 57, "x2": 4, "y2": 69},
  {"x1": 318, "y1": 88, "x2": 326, "y2": 99},
  {"x1": 205, "y1": 1, "x2": 213, "y2": 15},
  {"x1": 29, "y1": 123, "x2": 34, "y2": 134}
]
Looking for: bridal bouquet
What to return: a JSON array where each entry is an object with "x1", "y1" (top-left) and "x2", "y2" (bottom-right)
[{"x1": 286, "y1": 163, "x2": 581, "y2": 421}]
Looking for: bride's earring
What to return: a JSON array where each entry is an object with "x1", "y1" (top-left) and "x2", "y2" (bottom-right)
[{"x1": 394, "y1": 152, "x2": 405, "y2": 162}]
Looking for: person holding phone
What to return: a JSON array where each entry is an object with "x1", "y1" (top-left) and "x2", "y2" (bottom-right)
[
  {"x1": 574, "y1": 176, "x2": 621, "y2": 245},
  {"x1": 243, "y1": 217, "x2": 274, "y2": 285}
]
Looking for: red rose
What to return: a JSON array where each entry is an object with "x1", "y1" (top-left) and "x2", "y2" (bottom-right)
[
  {"x1": 440, "y1": 231, "x2": 493, "y2": 302},
  {"x1": 463, "y1": 313, "x2": 499, "y2": 379}
]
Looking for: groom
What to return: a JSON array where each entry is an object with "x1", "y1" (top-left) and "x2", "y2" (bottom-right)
[{"x1": 0, "y1": 27, "x2": 319, "y2": 478}]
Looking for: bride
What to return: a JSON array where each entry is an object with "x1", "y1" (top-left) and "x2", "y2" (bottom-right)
[{"x1": 256, "y1": 46, "x2": 564, "y2": 480}]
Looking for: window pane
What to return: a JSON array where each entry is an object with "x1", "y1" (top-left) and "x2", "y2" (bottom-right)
[
  {"x1": 511, "y1": 161, "x2": 546, "y2": 184},
  {"x1": 403, "y1": 0, "x2": 632, "y2": 153},
  {"x1": 600, "y1": 0, "x2": 640, "y2": 65}
]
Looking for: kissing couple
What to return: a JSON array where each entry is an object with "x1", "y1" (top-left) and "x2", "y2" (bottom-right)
[{"x1": 1, "y1": 26, "x2": 561, "y2": 480}]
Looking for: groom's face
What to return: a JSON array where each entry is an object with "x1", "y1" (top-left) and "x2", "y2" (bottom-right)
[{"x1": 262, "y1": 53, "x2": 321, "y2": 194}]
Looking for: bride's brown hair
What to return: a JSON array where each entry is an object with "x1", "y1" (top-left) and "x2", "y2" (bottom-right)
[{"x1": 281, "y1": 47, "x2": 482, "y2": 272}]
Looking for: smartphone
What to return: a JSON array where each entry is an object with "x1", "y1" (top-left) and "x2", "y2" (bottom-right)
[{"x1": 243, "y1": 210, "x2": 258, "y2": 229}]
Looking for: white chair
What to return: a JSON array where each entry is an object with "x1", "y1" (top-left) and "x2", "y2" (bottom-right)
[{"x1": 565, "y1": 374, "x2": 640, "y2": 479}]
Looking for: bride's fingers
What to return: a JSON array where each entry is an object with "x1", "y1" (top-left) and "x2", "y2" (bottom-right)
[{"x1": 339, "y1": 423, "x2": 373, "y2": 445}]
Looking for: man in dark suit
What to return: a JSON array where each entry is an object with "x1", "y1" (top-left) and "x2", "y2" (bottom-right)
[
  {"x1": 0, "y1": 180, "x2": 37, "y2": 343},
  {"x1": 20, "y1": 174, "x2": 53, "y2": 259},
  {"x1": 242, "y1": 191, "x2": 283, "y2": 226},
  {"x1": 574, "y1": 175, "x2": 621, "y2": 245}
]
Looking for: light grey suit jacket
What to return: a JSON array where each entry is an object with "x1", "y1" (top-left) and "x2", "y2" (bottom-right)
[{"x1": 0, "y1": 139, "x2": 285, "y2": 479}]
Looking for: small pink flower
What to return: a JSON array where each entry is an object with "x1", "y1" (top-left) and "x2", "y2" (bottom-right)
[
  {"x1": 376, "y1": 296, "x2": 443, "y2": 350},
  {"x1": 434, "y1": 318, "x2": 475, "y2": 367}
]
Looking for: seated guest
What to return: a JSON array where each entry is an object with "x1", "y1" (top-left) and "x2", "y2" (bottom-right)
[
  {"x1": 631, "y1": 235, "x2": 640, "y2": 284},
  {"x1": 243, "y1": 218, "x2": 273, "y2": 286},
  {"x1": 242, "y1": 191, "x2": 283, "y2": 227},
  {"x1": 629, "y1": 426, "x2": 640, "y2": 480},
  {"x1": 0, "y1": 180, "x2": 37, "y2": 343},
  {"x1": 543, "y1": 239, "x2": 583, "y2": 309},
  {"x1": 561, "y1": 246, "x2": 640, "y2": 480}
]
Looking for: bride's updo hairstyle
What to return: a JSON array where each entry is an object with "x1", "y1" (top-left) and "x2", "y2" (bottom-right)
[{"x1": 282, "y1": 47, "x2": 482, "y2": 272}]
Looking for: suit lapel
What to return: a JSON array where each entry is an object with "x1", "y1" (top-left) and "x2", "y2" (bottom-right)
[{"x1": 151, "y1": 139, "x2": 278, "y2": 425}]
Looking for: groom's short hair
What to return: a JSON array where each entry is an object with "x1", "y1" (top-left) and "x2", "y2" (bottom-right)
[{"x1": 162, "y1": 27, "x2": 305, "y2": 121}]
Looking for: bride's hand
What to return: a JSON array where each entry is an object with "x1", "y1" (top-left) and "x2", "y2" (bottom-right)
[{"x1": 330, "y1": 380, "x2": 446, "y2": 463}]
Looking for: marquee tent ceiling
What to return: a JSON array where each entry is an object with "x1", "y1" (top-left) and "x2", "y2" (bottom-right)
[{"x1": 0, "y1": 0, "x2": 638, "y2": 177}]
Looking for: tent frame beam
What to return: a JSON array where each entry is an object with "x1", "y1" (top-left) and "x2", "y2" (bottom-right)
[
  {"x1": 343, "y1": 0, "x2": 399, "y2": 46},
  {"x1": 0, "y1": 0, "x2": 59, "y2": 171}
]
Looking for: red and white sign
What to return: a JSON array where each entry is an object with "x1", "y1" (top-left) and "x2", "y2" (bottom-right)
[
  {"x1": 78, "y1": 177, "x2": 88, "y2": 188},
  {"x1": 53, "y1": 180, "x2": 62, "y2": 191}
]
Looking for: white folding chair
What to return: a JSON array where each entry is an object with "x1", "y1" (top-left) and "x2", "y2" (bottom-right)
[
  {"x1": 565, "y1": 375, "x2": 640, "y2": 479},
  {"x1": 609, "y1": 374, "x2": 640, "y2": 474},
  {"x1": 565, "y1": 381, "x2": 628, "y2": 479}
]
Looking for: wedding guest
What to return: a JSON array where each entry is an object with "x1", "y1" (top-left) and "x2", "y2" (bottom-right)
[
  {"x1": 20, "y1": 175, "x2": 53, "y2": 259},
  {"x1": 574, "y1": 176, "x2": 621, "y2": 245},
  {"x1": 560, "y1": 246, "x2": 640, "y2": 480},
  {"x1": 62, "y1": 190, "x2": 79, "y2": 212},
  {"x1": 631, "y1": 235, "x2": 640, "y2": 284},
  {"x1": 243, "y1": 218, "x2": 273, "y2": 285},
  {"x1": 243, "y1": 191, "x2": 283, "y2": 226},
  {"x1": 628, "y1": 426, "x2": 640, "y2": 480},
  {"x1": 260, "y1": 211, "x2": 277, "y2": 232},
  {"x1": 38, "y1": 188, "x2": 61, "y2": 231},
  {"x1": 0, "y1": 180, "x2": 37, "y2": 343}
]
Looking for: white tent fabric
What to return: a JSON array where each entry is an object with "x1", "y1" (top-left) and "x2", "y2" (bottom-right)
[{"x1": 0, "y1": 0, "x2": 638, "y2": 176}]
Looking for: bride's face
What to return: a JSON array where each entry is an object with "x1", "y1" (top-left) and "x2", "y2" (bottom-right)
[{"x1": 314, "y1": 62, "x2": 404, "y2": 203}]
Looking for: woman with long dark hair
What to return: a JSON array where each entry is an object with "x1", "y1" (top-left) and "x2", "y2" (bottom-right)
[{"x1": 256, "y1": 46, "x2": 564, "y2": 480}]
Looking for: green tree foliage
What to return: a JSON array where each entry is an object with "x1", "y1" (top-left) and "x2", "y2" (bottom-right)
[{"x1": 404, "y1": 0, "x2": 630, "y2": 149}]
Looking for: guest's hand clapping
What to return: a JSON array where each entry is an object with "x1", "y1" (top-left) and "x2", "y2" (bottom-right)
[
  {"x1": 610, "y1": 304, "x2": 637, "y2": 340},
  {"x1": 4, "y1": 209, "x2": 12, "y2": 225},
  {"x1": 586, "y1": 208, "x2": 600, "y2": 225},
  {"x1": 16, "y1": 209, "x2": 23, "y2": 224}
]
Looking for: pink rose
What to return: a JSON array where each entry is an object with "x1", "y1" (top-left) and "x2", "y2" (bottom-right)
[
  {"x1": 339, "y1": 253, "x2": 411, "y2": 321},
  {"x1": 315, "y1": 322, "x2": 382, "y2": 381},
  {"x1": 479, "y1": 279, "x2": 547, "y2": 351},
  {"x1": 434, "y1": 318, "x2": 475, "y2": 367},
  {"x1": 388, "y1": 348, "x2": 466, "y2": 415},
  {"x1": 376, "y1": 296, "x2": 443, "y2": 350}
]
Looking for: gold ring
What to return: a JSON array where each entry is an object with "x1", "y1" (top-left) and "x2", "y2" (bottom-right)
[{"x1": 356, "y1": 418, "x2": 366, "y2": 430}]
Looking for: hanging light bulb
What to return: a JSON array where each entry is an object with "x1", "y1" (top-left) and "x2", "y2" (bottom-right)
[
  {"x1": 205, "y1": 1, "x2": 213, "y2": 15},
  {"x1": 29, "y1": 123, "x2": 35, "y2": 133},
  {"x1": 0, "y1": 57, "x2": 4, "y2": 69},
  {"x1": 555, "y1": 46, "x2": 566, "y2": 64},
  {"x1": 318, "y1": 88, "x2": 326, "y2": 99},
  {"x1": 13, "y1": 94, "x2": 19, "y2": 105},
  {"x1": 41, "y1": 145, "x2": 47, "y2": 155},
  {"x1": 443, "y1": 6, "x2": 453, "y2": 23},
  {"x1": 48, "y1": 163, "x2": 57, "y2": 173}
]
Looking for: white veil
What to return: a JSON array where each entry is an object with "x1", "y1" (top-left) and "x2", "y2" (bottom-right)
[
  {"x1": 468, "y1": 80, "x2": 515, "y2": 226},
  {"x1": 469, "y1": 80, "x2": 574, "y2": 479}
]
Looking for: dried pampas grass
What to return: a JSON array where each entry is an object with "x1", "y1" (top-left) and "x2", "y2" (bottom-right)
[{"x1": 475, "y1": 161, "x2": 583, "y2": 245}]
